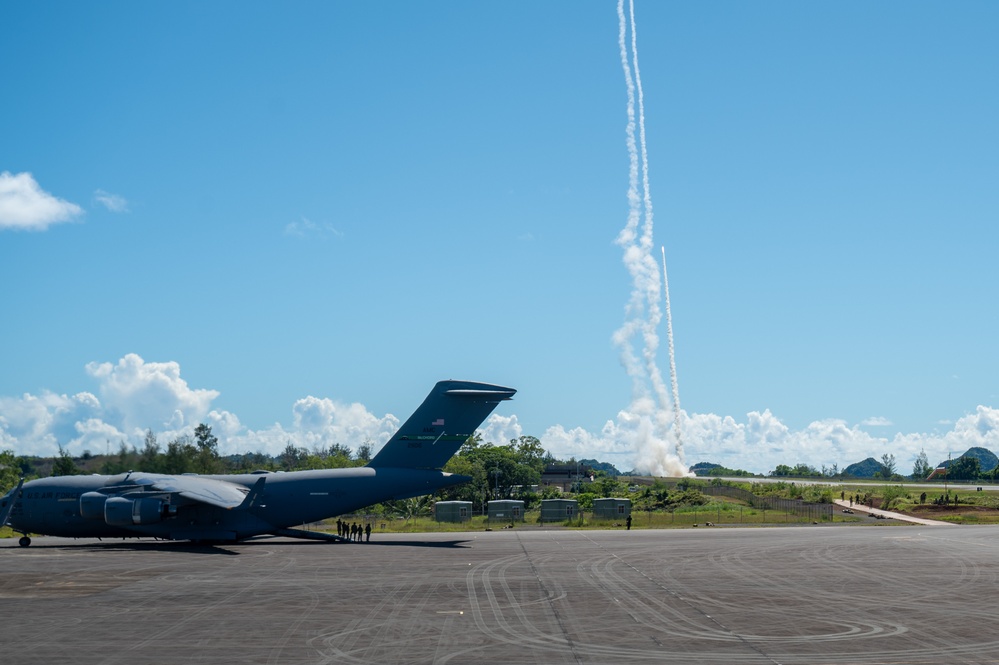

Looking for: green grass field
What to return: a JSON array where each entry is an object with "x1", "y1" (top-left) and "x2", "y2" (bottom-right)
[{"x1": 333, "y1": 501, "x2": 835, "y2": 535}]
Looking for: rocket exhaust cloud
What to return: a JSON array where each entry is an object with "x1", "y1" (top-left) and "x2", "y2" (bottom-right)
[{"x1": 614, "y1": 0, "x2": 688, "y2": 477}]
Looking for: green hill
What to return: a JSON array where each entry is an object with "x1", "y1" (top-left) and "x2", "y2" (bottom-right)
[
  {"x1": 843, "y1": 457, "x2": 883, "y2": 478},
  {"x1": 937, "y1": 447, "x2": 998, "y2": 473},
  {"x1": 579, "y1": 459, "x2": 622, "y2": 477},
  {"x1": 690, "y1": 462, "x2": 722, "y2": 476}
]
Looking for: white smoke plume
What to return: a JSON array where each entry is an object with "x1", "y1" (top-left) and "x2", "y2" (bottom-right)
[
  {"x1": 614, "y1": 0, "x2": 688, "y2": 477},
  {"x1": 662, "y1": 246, "x2": 683, "y2": 455}
]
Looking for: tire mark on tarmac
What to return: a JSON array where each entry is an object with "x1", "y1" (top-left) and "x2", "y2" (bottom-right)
[
  {"x1": 569, "y1": 532, "x2": 781, "y2": 664},
  {"x1": 503, "y1": 532, "x2": 772, "y2": 662},
  {"x1": 312, "y1": 570, "x2": 444, "y2": 664},
  {"x1": 265, "y1": 561, "x2": 322, "y2": 665},
  {"x1": 313, "y1": 583, "x2": 420, "y2": 663},
  {"x1": 92, "y1": 555, "x2": 298, "y2": 665},
  {"x1": 685, "y1": 541, "x2": 910, "y2": 643},
  {"x1": 580, "y1": 529, "x2": 999, "y2": 665},
  {"x1": 465, "y1": 553, "x2": 574, "y2": 655},
  {"x1": 6, "y1": 544, "x2": 282, "y2": 663},
  {"x1": 514, "y1": 532, "x2": 583, "y2": 665}
]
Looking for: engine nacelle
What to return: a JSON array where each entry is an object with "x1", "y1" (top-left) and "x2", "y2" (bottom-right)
[
  {"x1": 79, "y1": 491, "x2": 108, "y2": 520},
  {"x1": 104, "y1": 496, "x2": 169, "y2": 526}
]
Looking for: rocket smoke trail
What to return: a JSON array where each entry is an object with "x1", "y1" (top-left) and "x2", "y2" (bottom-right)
[
  {"x1": 662, "y1": 246, "x2": 683, "y2": 456},
  {"x1": 614, "y1": 0, "x2": 687, "y2": 476}
]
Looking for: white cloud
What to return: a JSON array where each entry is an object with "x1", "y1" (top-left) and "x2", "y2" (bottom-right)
[
  {"x1": 0, "y1": 391, "x2": 103, "y2": 455},
  {"x1": 0, "y1": 354, "x2": 403, "y2": 459},
  {"x1": 288, "y1": 396, "x2": 399, "y2": 452},
  {"x1": 862, "y1": 416, "x2": 893, "y2": 427},
  {"x1": 206, "y1": 409, "x2": 243, "y2": 441},
  {"x1": 84, "y1": 354, "x2": 219, "y2": 438},
  {"x1": 210, "y1": 400, "x2": 400, "y2": 457},
  {"x1": 0, "y1": 171, "x2": 83, "y2": 230},
  {"x1": 284, "y1": 217, "x2": 343, "y2": 239},
  {"x1": 2, "y1": 354, "x2": 999, "y2": 477},
  {"x1": 93, "y1": 189, "x2": 129, "y2": 213},
  {"x1": 946, "y1": 406, "x2": 999, "y2": 450},
  {"x1": 534, "y1": 406, "x2": 999, "y2": 476},
  {"x1": 72, "y1": 418, "x2": 128, "y2": 455},
  {"x1": 478, "y1": 413, "x2": 523, "y2": 447}
]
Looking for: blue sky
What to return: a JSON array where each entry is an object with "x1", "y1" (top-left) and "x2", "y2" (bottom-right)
[{"x1": 2, "y1": 1, "x2": 997, "y2": 475}]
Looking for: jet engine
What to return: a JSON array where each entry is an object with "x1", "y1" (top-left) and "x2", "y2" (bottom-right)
[
  {"x1": 79, "y1": 491, "x2": 108, "y2": 520},
  {"x1": 103, "y1": 496, "x2": 174, "y2": 526}
]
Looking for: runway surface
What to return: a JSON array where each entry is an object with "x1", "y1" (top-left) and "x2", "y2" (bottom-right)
[{"x1": 3, "y1": 525, "x2": 999, "y2": 664}]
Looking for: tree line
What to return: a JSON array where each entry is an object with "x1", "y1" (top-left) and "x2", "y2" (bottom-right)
[
  {"x1": 1, "y1": 424, "x2": 381, "y2": 484},
  {"x1": 767, "y1": 450, "x2": 999, "y2": 483}
]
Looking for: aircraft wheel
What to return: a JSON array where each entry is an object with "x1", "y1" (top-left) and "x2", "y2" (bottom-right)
[{"x1": 18, "y1": 536, "x2": 31, "y2": 547}]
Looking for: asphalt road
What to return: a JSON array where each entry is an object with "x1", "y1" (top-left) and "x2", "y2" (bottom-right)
[{"x1": 3, "y1": 526, "x2": 998, "y2": 664}]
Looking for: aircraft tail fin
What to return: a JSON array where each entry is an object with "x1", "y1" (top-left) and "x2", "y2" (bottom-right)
[{"x1": 367, "y1": 380, "x2": 516, "y2": 470}]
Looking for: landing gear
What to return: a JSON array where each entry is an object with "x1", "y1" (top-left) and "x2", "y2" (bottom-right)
[{"x1": 18, "y1": 535, "x2": 31, "y2": 547}]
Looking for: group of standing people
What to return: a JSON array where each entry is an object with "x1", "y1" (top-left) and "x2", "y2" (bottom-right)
[{"x1": 336, "y1": 518, "x2": 371, "y2": 543}]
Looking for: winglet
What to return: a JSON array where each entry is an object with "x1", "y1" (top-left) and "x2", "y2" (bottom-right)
[
  {"x1": 234, "y1": 476, "x2": 266, "y2": 510},
  {"x1": 0, "y1": 477, "x2": 24, "y2": 528}
]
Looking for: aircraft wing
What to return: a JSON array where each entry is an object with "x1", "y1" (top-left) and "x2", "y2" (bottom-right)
[{"x1": 132, "y1": 474, "x2": 254, "y2": 510}]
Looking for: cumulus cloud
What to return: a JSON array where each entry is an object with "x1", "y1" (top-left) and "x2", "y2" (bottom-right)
[
  {"x1": 533, "y1": 406, "x2": 999, "y2": 476},
  {"x1": 85, "y1": 354, "x2": 219, "y2": 438},
  {"x1": 72, "y1": 418, "x2": 128, "y2": 454},
  {"x1": 0, "y1": 354, "x2": 402, "y2": 459},
  {"x1": 93, "y1": 189, "x2": 129, "y2": 213},
  {"x1": 862, "y1": 416, "x2": 893, "y2": 427},
  {"x1": 2, "y1": 354, "x2": 999, "y2": 478},
  {"x1": 948, "y1": 406, "x2": 999, "y2": 449},
  {"x1": 0, "y1": 391, "x2": 104, "y2": 455},
  {"x1": 0, "y1": 171, "x2": 83, "y2": 231},
  {"x1": 478, "y1": 413, "x2": 523, "y2": 447},
  {"x1": 203, "y1": 399, "x2": 399, "y2": 457},
  {"x1": 287, "y1": 396, "x2": 399, "y2": 452}
]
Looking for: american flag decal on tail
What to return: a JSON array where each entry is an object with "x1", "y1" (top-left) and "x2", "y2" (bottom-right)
[{"x1": 432, "y1": 418, "x2": 445, "y2": 426}]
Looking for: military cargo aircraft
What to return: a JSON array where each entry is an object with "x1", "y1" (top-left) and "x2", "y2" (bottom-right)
[{"x1": 0, "y1": 380, "x2": 515, "y2": 546}]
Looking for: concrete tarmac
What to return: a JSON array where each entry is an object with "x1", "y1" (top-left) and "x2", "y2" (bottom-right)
[{"x1": 3, "y1": 525, "x2": 998, "y2": 665}]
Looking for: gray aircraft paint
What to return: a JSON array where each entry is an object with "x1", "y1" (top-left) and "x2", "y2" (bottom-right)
[{"x1": 0, "y1": 380, "x2": 515, "y2": 545}]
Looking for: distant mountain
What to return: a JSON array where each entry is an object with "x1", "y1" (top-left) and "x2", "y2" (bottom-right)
[
  {"x1": 844, "y1": 457, "x2": 883, "y2": 478},
  {"x1": 936, "y1": 447, "x2": 998, "y2": 472},
  {"x1": 690, "y1": 462, "x2": 722, "y2": 476},
  {"x1": 579, "y1": 459, "x2": 622, "y2": 477}
]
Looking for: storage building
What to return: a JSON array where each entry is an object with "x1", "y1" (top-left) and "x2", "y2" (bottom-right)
[
  {"x1": 540, "y1": 498, "x2": 579, "y2": 523},
  {"x1": 487, "y1": 500, "x2": 525, "y2": 523},
  {"x1": 434, "y1": 501, "x2": 473, "y2": 523},
  {"x1": 593, "y1": 497, "x2": 632, "y2": 519}
]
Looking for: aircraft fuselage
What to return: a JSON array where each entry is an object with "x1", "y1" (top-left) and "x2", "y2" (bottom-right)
[
  {"x1": 1, "y1": 379, "x2": 515, "y2": 545},
  {"x1": 4, "y1": 467, "x2": 469, "y2": 542}
]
